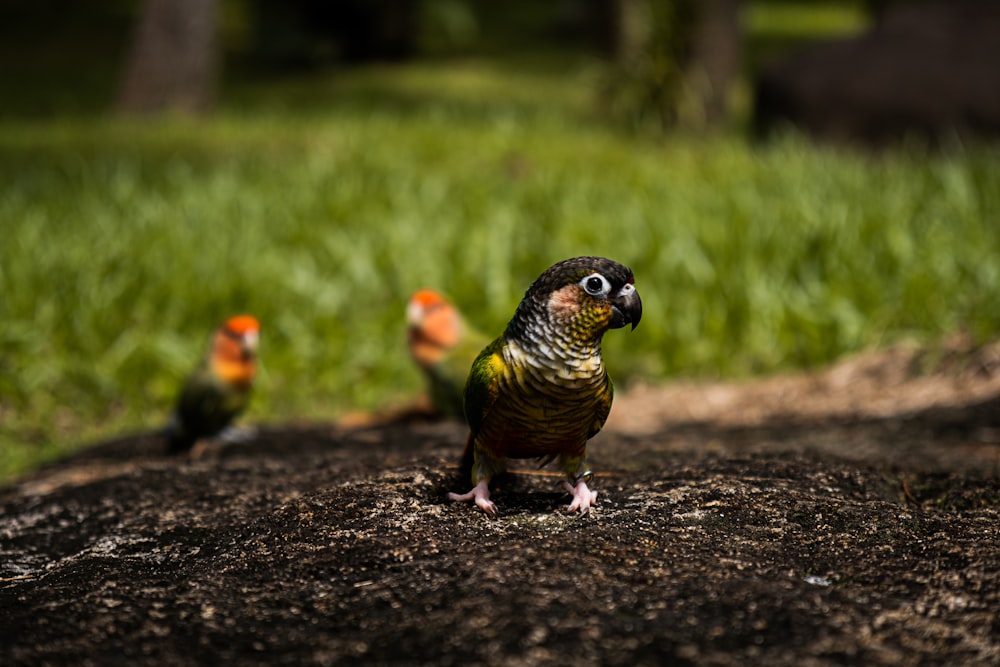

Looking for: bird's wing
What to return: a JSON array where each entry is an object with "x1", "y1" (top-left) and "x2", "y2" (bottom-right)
[
  {"x1": 462, "y1": 336, "x2": 505, "y2": 436},
  {"x1": 177, "y1": 369, "x2": 226, "y2": 427},
  {"x1": 437, "y1": 332, "x2": 490, "y2": 395},
  {"x1": 428, "y1": 328, "x2": 489, "y2": 418},
  {"x1": 588, "y1": 373, "x2": 614, "y2": 440},
  {"x1": 441, "y1": 327, "x2": 490, "y2": 392}
]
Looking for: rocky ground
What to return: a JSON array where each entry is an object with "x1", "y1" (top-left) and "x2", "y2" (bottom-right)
[{"x1": 2, "y1": 342, "x2": 999, "y2": 666}]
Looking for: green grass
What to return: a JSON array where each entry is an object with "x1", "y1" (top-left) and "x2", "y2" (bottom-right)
[{"x1": 1, "y1": 61, "x2": 999, "y2": 480}]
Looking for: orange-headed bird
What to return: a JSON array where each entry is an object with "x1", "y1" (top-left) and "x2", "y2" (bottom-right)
[{"x1": 166, "y1": 315, "x2": 260, "y2": 454}]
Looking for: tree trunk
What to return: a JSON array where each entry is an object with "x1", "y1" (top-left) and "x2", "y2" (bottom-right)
[
  {"x1": 116, "y1": 0, "x2": 218, "y2": 114},
  {"x1": 689, "y1": 0, "x2": 743, "y2": 125},
  {"x1": 610, "y1": 0, "x2": 654, "y2": 63}
]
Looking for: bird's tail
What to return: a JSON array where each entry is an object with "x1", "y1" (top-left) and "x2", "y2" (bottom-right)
[
  {"x1": 458, "y1": 432, "x2": 475, "y2": 480},
  {"x1": 163, "y1": 414, "x2": 195, "y2": 455}
]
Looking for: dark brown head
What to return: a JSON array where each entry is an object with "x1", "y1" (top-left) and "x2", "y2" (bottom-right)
[{"x1": 505, "y1": 256, "x2": 641, "y2": 347}]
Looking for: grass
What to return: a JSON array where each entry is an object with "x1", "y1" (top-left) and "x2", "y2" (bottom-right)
[{"x1": 1, "y1": 57, "x2": 999, "y2": 480}]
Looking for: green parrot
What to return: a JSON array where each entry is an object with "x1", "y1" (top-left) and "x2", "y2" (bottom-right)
[
  {"x1": 448, "y1": 256, "x2": 642, "y2": 515},
  {"x1": 407, "y1": 289, "x2": 491, "y2": 418},
  {"x1": 166, "y1": 315, "x2": 260, "y2": 454}
]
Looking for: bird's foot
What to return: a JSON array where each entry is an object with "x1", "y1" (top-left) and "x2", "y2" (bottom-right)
[
  {"x1": 563, "y1": 479, "x2": 598, "y2": 514},
  {"x1": 188, "y1": 439, "x2": 209, "y2": 460},
  {"x1": 218, "y1": 425, "x2": 257, "y2": 444},
  {"x1": 448, "y1": 480, "x2": 497, "y2": 516}
]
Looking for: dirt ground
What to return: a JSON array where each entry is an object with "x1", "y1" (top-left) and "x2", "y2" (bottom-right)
[{"x1": 2, "y1": 341, "x2": 999, "y2": 666}]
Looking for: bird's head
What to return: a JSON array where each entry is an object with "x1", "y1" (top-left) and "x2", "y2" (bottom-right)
[
  {"x1": 507, "y1": 256, "x2": 642, "y2": 346},
  {"x1": 211, "y1": 314, "x2": 260, "y2": 385},
  {"x1": 406, "y1": 289, "x2": 463, "y2": 368}
]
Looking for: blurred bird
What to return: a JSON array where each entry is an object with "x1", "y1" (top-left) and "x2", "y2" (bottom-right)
[
  {"x1": 406, "y1": 289, "x2": 490, "y2": 419},
  {"x1": 448, "y1": 256, "x2": 642, "y2": 515},
  {"x1": 166, "y1": 315, "x2": 260, "y2": 454}
]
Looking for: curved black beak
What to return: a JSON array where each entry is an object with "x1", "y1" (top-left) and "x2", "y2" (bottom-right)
[{"x1": 608, "y1": 284, "x2": 642, "y2": 330}]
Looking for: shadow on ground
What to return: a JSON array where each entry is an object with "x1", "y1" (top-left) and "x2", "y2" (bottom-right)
[{"x1": 2, "y1": 346, "x2": 999, "y2": 666}]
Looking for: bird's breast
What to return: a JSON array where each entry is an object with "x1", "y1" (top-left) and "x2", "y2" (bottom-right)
[
  {"x1": 478, "y1": 350, "x2": 609, "y2": 460},
  {"x1": 211, "y1": 357, "x2": 257, "y2": 388}
]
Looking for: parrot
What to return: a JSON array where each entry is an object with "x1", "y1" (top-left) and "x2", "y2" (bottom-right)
[
  {"x1": 448, "y1": 256, "x2": 642, "y2": 515},
  {"x1": 165, "y1": 314, "x2": 260, "y2": 454},
  {"x1": 406, "y1": 289, "x2": 490, "y2": 419}
]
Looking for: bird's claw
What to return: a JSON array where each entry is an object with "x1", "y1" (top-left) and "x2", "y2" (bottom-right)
[
  {"x1": 217, "y1": 425, "x2": 257, "y2": 444},
  {"x1": 563, "y1": 480, "x2": 598, "y2": 514},
  {"x1": 448, "y1": 480, "x2": 497, "y2": 516}
]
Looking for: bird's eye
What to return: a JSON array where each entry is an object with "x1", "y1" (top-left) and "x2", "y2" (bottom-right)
[{"x1": 580, "y1": 273, "x2": 611, "y2": 296}]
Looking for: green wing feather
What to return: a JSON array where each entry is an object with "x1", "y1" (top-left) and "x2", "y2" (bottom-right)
[
  {"x1": 427, "y1": 324, "x2": 491, "y2": 418},
  {"x1": 589, "y1": 373, "x2": 614, "y2": 440},
  {"x1": 168, "y1": 366, "x2": 250, "y2": 452},
  {"x1": 462, "y1": 336, "x2": 505, "y2": 435}
]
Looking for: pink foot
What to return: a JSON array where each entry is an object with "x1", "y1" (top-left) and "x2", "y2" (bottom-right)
[
  {"x1": 448, "y1": 480, "x2": 497, "y2": 515},
  {"x1": 563, "y1": 479, "x2": 598, "y2": 514}
]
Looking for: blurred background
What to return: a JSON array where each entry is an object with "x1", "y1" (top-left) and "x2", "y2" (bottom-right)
[{"x1": 1, "y1": 0, "x2": 998, "y2": 478}]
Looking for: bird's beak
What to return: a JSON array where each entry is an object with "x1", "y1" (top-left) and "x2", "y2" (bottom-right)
[
  {"x1": 609, "y1": 284, "x2": 642, "y2": 331},
  {"x1": 242, "y1": 331, "x2": 259, "y2": 355},
  {"x1": 406, "y1": 300, "x2": 424, "y2": 327}
]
